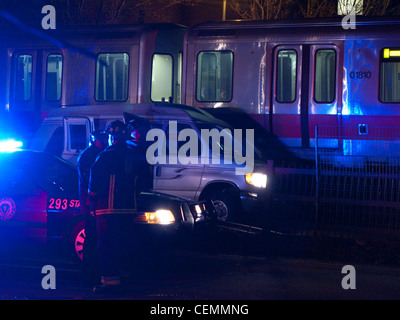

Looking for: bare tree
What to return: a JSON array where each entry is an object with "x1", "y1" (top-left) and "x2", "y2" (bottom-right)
[
  {"x1": 229, "y1": 0, "x2": 289, "y2": 20},
  {"x1": 362, "y1": 0, "x2": 395, "y2": 16},
  {"x1": 64, "y1": 0, "x2": 88, "y2": 24},
  {"x1": 294, "y1": 0, "x2": 336, "y2": 18},
  {"x1": 96, "y1": 0, "x2": 137, "y2": 24}
]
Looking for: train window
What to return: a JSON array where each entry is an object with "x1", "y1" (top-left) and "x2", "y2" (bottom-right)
[
  {"x1": 314, "y1": 49, "x2": 336, "y2": 103},
  {"x1": 196, "y1": 51, "x2": 233, "y2": 102},
  {"x1": 15, "y1": 55, "x2": 32, "y2": 101},
  {"x1": 151, "y1": 54, "x2": 173, "y2": 102},
  {"x1": 276, "y1": 50, "x2": 297, "y2": 103},
  {"x1": 380, "y1": 49, "x2": 400, "y2": 102},
  {"x1": 95, "y1": 53, "x2": 129, "y2": 102},
  {"x1": 45, "y1": 54, "x2": 63, "y2": 101}
]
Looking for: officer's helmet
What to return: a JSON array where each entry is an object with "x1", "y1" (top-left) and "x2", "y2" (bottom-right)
[
  {"x1": 90, "y1": 131, "x2": 109, "y2": 146},
  {"x1": 105, "y1": 120, "x2": 129, "y2": 140},
  {"x1": 127, "y1": 120, "x2": 141, "y2": 142},
  {"x1": 127, "y1": 118, "x2": 150, "y2": 143}
]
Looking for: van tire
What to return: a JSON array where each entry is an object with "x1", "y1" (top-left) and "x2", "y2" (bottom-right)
[{"x1": 206, "y1": 188, "x2": 241, "y2": 222}]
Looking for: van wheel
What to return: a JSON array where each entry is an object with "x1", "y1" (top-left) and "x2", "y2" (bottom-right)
[
  {"x1": 206, "y1": 189, "x2": 240, "y2": 222},
  {"x1": 67, "y1": 220, "x2": 85, "y2": 262}
]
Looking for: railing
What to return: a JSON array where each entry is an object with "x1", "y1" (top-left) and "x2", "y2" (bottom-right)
[{"x1": 270, "y1": 125, "x2": 400, "y2": 239}]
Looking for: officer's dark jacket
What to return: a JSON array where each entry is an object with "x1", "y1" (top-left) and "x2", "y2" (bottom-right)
[
  {"x1": 89, "y1": 142, "x2": 152, "y2": 215},
  {"x1": 77, "y1": 144, "x2": 103, "y2": 208}
]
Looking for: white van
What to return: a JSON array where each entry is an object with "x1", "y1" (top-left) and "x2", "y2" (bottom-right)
[{"x1": 30, "y1": 103, "x2": 272, "y2": 225}]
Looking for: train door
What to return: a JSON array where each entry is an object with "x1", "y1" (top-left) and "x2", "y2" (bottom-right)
[
  {"x1": 271, "y1": 44, "x2": 340, "y2": 150},
  {"x1": 10, "y1": 50, "x2": 42, "y2": 140},
  {"x1": 271, "y1": 45, "x2": 303, "y2": 148},
  {"x1": 10, "y1": 49, "x2": 63, "y2": 144},
  {"x1": 308, "y1": 44, "x2": 340, "y2": 148}
]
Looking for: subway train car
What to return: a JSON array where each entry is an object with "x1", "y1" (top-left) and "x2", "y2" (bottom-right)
[
  {"x1": 182, "y1": 17, "x2": 400, "y2": 158},
  {"x1": 3, "y1": 18, "x2": 400, "y2": 160},
  {"x1": 0, "y1": 23, "x2": 186, "y2": 146}
]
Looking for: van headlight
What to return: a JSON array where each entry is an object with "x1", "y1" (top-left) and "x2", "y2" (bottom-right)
[
  {"x1": 245, "y1": 173, "x2": 267, "y2": 188},
  {"x1": 145, "y1": 209, "x2": 175, "y2": 225}
]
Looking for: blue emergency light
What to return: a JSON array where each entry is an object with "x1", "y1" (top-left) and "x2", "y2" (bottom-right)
[{"x1": 0, "y1": 139, "x2": 23, "y2": 152}]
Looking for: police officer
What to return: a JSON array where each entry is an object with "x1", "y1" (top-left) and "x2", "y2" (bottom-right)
[
  {"x1": 126, "y1": 116, "x2": 151, "y2": 151},
  {"x1": 77, "y1": 131, "x2": 108, "y2": 282},
  {"x1": 89, "y1": 120, "x2": 152, "y2": 294}
]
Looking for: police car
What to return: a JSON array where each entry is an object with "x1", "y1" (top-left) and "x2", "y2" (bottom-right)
[{"x1": 0, "y1": 146, "x2": 211, "y2": 261}]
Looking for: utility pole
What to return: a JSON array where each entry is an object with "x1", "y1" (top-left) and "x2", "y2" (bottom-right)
[{"x1": 222, "y1": 0, "x2": 226, "y2": 20}]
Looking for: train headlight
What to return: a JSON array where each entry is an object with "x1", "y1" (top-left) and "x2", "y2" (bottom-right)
[
  {"x1": 145, "y1": 209, "x2": 175, "y2": 225},
  {"x1": 245, "y1": 172, "x2": 267, "y2": 188}
]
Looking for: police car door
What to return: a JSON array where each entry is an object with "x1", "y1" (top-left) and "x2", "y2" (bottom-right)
[{"x1": 152, "y1": 122, "x2": 204, "y2": 201}]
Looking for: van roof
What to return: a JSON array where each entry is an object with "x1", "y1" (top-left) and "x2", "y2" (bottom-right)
[{"x1": 44, "y1": 102, "x2": 229, "y2": 127}]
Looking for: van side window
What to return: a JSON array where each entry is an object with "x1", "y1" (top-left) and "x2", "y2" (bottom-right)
[
  {"x1": 196, "y1": 51, "x2": 233, "y2": 102},
  {"x1": 165, "y1": 123, "x2": 201, "y2": 157},
  {"x1": 314, "y1": 49, "x2": 336, "y2": 103},
  {"x1": 15, "y1": 54, "x2": 33, "y2": 101},
  {"x1": 151, "y1": 54, "x2": 173, "y2": 102},
  {"x1": 380, "y1": 48, "x2": 400, "y2": 102},
  {"x1": 276, "y1": 50, "x2": 297, "y2": 103},
  {"x1": 69, "y1": 124, "x2": 87, "y2": 151},
  {"x1": 95, "y1": 53, "x2": 129, "y2": 101},
  {"x1": 46, "y1": 54, "x2": 63, "y2": 101}
]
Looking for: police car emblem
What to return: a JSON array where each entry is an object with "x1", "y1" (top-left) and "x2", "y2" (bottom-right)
[{"x1": 0, "y1": 197, "x2": 16, "y2": 221}]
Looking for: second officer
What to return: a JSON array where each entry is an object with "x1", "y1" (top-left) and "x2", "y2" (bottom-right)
[{"x1": 88, "y1": 120, "x2": 152, "y2": 293}]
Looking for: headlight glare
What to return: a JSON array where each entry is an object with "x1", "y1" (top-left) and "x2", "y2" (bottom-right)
[
  {"x1": 145, "y1": 209, "x2": 175, "y2": 225},
  {"x1": 245, "y1": 173, "x2": 267, "y2": 188},
  {"x1": 194, "y1": 204, "x2": 202, "y2": 215}
]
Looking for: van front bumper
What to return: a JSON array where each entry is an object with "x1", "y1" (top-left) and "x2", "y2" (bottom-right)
[{"x1": 240, "y1": 190, "x2": 270, "y2": 213}]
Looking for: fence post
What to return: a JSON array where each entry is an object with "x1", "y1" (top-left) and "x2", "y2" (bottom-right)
[{"x1": 315, "y1": 125, "x2": 319, "y2": 232}]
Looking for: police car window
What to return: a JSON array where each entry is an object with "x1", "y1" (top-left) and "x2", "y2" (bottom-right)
[
  {"x1": 45, "y1": 126, "x2": 64, "y2": 157},
  {"x1": 0, "y1": 156, "x2": 37, "y2": 195},
  {"x1": 30, "y1": 155, "x2": 78, "y2": 194},
  {"x1": 0, "y1": 155, "x2": 18, "y2": 193}
]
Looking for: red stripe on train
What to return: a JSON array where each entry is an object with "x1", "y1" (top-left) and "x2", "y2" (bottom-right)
[{"x1": 248, "y1": 114, "x2": 400, "y2": 140}]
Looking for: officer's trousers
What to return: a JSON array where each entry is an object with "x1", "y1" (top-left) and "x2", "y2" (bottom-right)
[{"x1": 96, "y1": 214, "x2": 132, "y2": 285}]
